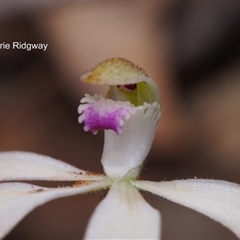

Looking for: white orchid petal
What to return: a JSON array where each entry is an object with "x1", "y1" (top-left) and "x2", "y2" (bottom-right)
[
  {"x1": 84, "y1": 181, "x2": 160, "y2": 239},
  {"x1": 131, "y1": 179, "x2": 240, "y2": 238},
  {"x1": 0, "y1": 151, "x2": 103, "y2": 181},
  {"x1": 0, "y1": 180, "x2": 111, "y2": 239},
  {"x1": 102, "y1": 102, "x2": 160, "y2": 179}
]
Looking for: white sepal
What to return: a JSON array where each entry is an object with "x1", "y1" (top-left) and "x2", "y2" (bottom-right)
[
  {"x1": 84, "y1": 181, "x2": 161, "y2": 239},
  {"x1": 0, "y1": 180, "x2": 111, "y2": 240},
  {"x1": 102, "y1": 102, "x2": 160, "y2": 179},
  {"x1": 131, "y1": 179, "x2": 240, "y2": 238},
  {"x1": 0, "y1": 151, "x2": 103, "y2": 181}
]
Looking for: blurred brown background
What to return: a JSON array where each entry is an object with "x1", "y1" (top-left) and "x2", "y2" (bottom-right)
[{"x1": 1, "y1": 2, "x2": 240, "y2": 239}]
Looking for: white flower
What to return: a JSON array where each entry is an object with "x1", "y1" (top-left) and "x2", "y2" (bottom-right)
[{"x1": 1, "y1": 58, "x2": 240, "y2": 239}]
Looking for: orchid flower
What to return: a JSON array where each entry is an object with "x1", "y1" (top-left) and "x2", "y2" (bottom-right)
[{"x1": 1, "y1": 58, "x2": 240, "y2": 240}]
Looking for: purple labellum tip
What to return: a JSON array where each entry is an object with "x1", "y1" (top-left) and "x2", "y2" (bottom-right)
[{"x1": 79, "y1": 98, "x2": 134, "y2": 135}]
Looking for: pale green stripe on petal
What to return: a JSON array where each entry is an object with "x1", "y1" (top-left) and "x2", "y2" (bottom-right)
[
  {"x1": 0, "y1": 151, "x2": 104, "y2": 181},
  {"x1": 131, "y1": 179, "x2": 240, "y2": 238},
  {"x1": 0, "y1": 180, "x2": 111, "y2": 239},
  {"x1": 84, "y1": 181, "x2": 161, "y2": 239}
]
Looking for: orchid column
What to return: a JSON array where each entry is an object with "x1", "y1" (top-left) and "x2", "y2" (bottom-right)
[{"x1": 79, "y1": 58, "x2": 161, "y2": 180}]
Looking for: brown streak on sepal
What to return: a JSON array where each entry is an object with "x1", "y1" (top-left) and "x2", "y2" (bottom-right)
[
  {"x1": 29, "y1": 188, "x2": 44, "y2": 194},
  {"x1": 72, "y1": 180, "x2": 90, "y2": 187},
  {"x1": 86, "y1": 171, "x2": 105, "y2": 177}
]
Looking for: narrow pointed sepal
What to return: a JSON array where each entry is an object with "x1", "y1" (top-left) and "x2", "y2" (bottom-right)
[
  {"x1": 0, "y1": 151, "x2": 104, "y2": 181},
  {"x1": 84, "y1": 181, "x2": 161, "y2": 239},
  {"x1": 0, "y1": 180, "x2": 111, "y2": 239},
  {"x1": 131, "y1": 179, "x2": 240, "y2": 238}
]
